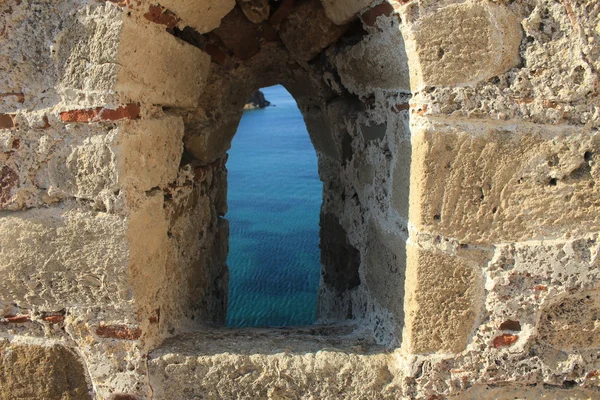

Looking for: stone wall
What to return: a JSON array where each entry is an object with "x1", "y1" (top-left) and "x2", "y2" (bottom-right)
[{"x1": 1, "y1": 0, "x2": 599, "y2": 398}]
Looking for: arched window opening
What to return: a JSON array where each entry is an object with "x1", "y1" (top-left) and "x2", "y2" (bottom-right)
[{"x1": 226, "y1": 85, "x2": 322, "y2": 327}]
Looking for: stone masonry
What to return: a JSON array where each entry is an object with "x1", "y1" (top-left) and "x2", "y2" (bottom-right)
[{"x1": 1, "y1": 0, "x2": 600, "y2": 398}]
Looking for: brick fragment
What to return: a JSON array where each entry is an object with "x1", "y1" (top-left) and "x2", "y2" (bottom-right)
[
  {"x1": 0, "y1": 165, "x2": 18, "y2": 206},
  {"x1": 493, "y1": 333, "x2": 519, "y2": 348},
  {"x1": 0, "y1": 114, "x2": 15, "y2": 129},
  {"x1": 42, "y1": 315, "x2": 65, "y2": 324},
  {"x1": 96, "y1": 324, "x2": 142, "y2": 340},
  {"x1": 3, "y1": 315, "x2": 31, "y2": 323},
  {"x1": 60, "y1": 104, "x2": 140, "y2": 123},
  {"x1": 391, "y1": 103, "x2": 410, "y2": 113},
  {"x1": 144, "y1": 5, "x2": 180, "y2": 29}
]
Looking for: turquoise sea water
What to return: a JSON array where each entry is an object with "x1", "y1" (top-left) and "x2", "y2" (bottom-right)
[{"x1": 225, "y1": 85, "x2": 322, "y2": 327}]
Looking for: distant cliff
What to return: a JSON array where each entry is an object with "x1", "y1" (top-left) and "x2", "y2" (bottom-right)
[{"x1": 244, "y1": 90, "x2": 271, "y2": 110}]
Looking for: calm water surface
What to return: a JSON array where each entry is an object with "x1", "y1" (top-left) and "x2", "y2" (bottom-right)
[{"x1": 225, "y1": 85, "x2": 322, "y2": 327}]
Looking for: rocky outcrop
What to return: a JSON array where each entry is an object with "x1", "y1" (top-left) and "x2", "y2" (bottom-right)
[{"x1": 244, "y1": 89, "x2": 271, "y2": 110}]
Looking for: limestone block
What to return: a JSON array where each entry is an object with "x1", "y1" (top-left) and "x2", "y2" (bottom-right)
[
  {"x1": 403, "y1": 2, "x2": 522, "y2": 89},
  {"x1": 320, "y1": 0, "x2": 374, "y2": 25},
  {"x1": 148, "y1": 328, "x2": 400, "y2": 399},
  {"x1": 403, "y1": 245, "x2": 483, "y2": 354},
  {"x1": 113, "y1": 13, "x2": 211, "y2": 108},
  {"x1": 159, "y1": 0, "x2": 236, "y2": 33},
  {"x1": 365, "y1": 224, "x2": 405, "y2": 330},
  {"x1": 115, "y1": 117, "x2": 184, "y2": 191},
  {"x1": 56, "y1": 2, "x2": 210, "y2": 108},
  {"x1": 333, "y1": 19, "x2": 410, "y2": 94},
  {"x1": 390, "y1": 138, "x2": 411, "y2": 219},
  {"x1": 0, "y1": 341, "x2": 91, "y2": 400},
  {"x1": 280, "y1": 0, "x2": 346, "y2": 62},
  {"x1": 0, "y1": 116, "x2": 184, "y2": 210},
  {"x1": 410, "y1": 120, "x2": 600, "y2": 244},
  {"x1": 0, "y1": 206, "x2": 130, "y2": 310},
  {"x1": 538, "y1": 290, "x2": 600, "y2": 350},
  {"x1": 454, "y1": 385, "x2": 598, "y2": 400}
]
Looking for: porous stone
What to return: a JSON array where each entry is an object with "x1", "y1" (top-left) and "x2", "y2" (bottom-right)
[
  {"x1": 320, "y1": 0, "x2": 374, "y2": 25},
  {"x1": 403, "y1": 245, "x2": 484, "y2": 354},
  {"x1": 148, "y1": 328, "x2": 401, "y2": 400},
  {"x1": 280, "y1": 0, "x2": 347, "y2": 62},
  {"x1": 403, "y1": 2, "x2": 522, "y2": 89},
  {"x1": 0, "y1": 341, "x2": 92, "y2": 400},
  {"x1": 410, "y1": 120, "x2": 600, "y2": 244},
  {"x1": 159, "y1": 0, "x2": 236, "y2": 33}
]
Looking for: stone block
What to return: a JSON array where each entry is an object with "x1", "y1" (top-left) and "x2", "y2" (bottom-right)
[
  {"x1": 320, "y1": 0, "x2": 374, "y2": 25},
  {"x1": 410, "y1": 121, "x2": 600, "y2": 244},
  {"x1": 0, "y1": 341, "x2": 91, "y2": 400},
  {"x1": 404, "y1": 2, "x2": 522, "y2": 89},
  {"x1": 403, "y1": 245, "x2": 483, "y2": 354},
  {"x1": 159, "y1": 0, "x2": 236, "y2": 33},
  {"x1": 365, "y1": 224, "x2": 405, "y2": 329},
  {"x1": 280, "y1": 0, "x2": 346, "y2": 62},
  {"x1": 0, "y1": 206, "x2": 130, "y2": 310},
  {"x1": 1, "y1": 116, "x2": 183, "y2": 210},
  {"x1": 334, "y1": 19, "x2": 410, "y2": 94},
  {"x1": 148, "y1": 328, "x2": 399, "y2": 400},
  {"x1": 538, "y1": 290, "x2": 600, "y2": 350}
]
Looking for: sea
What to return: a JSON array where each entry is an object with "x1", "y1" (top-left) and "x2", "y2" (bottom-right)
[{"x1": 225, "y1": 85, "x2": 322, "y2": 328}]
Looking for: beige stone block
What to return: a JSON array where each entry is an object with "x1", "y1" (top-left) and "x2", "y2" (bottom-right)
[
  {"x1": 410, "y1": 121, "x2": 600, "y2": 244},
  {"x1": 0, "y1": 207, "x2": 130, "y2": 310},
  {"x1": 115, "y1": 116, "x2": 184, "y2": 191},
  {"x1": 280, "y1": 0, "x2": 347, "y2": 62},
  {"x1": 0, "y1": 341, "x2": 91, "y2": 400},
  {"x1": 403, "y1": 245, "x2": 483, "y2": 354},
  {"x1": 148, "y1": 328, "x2": 400, "y2": 399},
  {"x1": 454, "y1": 385, "x2": 598, "y2": 400},
  {"x1": 365, "y1": 224, "x2": 405, "y2": 328},
  {"x1": 404, "y1": 3, "x2": 522, "y2": 89},
  {"x1": 538, "y1": 290, "x2": 600, "y2": 350},
  {"x1": 320, "y1": 0, "x2": 374, "y2": 25},
  {"x1": 115, "y1": 15, "x2": 211, "y2": 108},
  {"x1": 334, "y1": 25, "x2": 410, "y2": 93},
  {"x1": 159, "y1": 0, "x2": 236, "y2": 33}
]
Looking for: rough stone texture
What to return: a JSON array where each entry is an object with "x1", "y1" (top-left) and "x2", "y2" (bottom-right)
[
  {"x1": 148, "y1": 327, "x2": 401, "y2": 400},
  {"x1": 159, "y1": 0, "x2": 236, "y2": 33},
  {"x1": 404, "y1": 2, "x2": 522, "y2": 89},
  {"x1": 0, "y1": 341, "x2": 92, "y2": 400},
  {"x1": 280, "y1": 0, "x2": 347, "y2": 62},
  {"x1": 320, "y1": 0, "x2": 374, "y2": 25},
  {"x1": 410, "y1": 120, "x2": 600, "y2": 244},
  {"x1": 403, "y1": 245, "x2": 484, "y2": 354},
  {"x1": 3, "y1": 0, "x2": 600, "y2": 398}
]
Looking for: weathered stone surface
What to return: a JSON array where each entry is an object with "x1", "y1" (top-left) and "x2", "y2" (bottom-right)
[
  {"x1": 159, "y1": 0, "x2": 236, "y2": 33},
  {"x1": 148, "y1": 327, "x2": 400, "y2": 400},
  {"x1": 0, "y1": 341, "x2": 91, "y2": 400},
  {"x1": 0, "y1": 206, "x2": 129, "y2": 310},
  {"x1": 538, "y1": 290, "x2": 600, "y2": 350},
  {"x1": 213, "y1": 7, "x2": 262, "y2": 60},
  {"x1": 404, "y1": 2, "x2": 522, "y2": 89},
  {"x1": 411, "y1": 120, "x2": 600, "y2": 244},
  {"x1": 237, "y1": 0, "x2": 270, "y2": 23},
  {"x1": 280, "y1": 0, "x2": 346, "y2": 62},
  {"x1": 452, "y1": 385, "x2": 598, "y2": 400},
  {"x1": 365, "y1": 224, "x2": 405, "y2": 332},
  {"x1": 320, "y1": 0, "x2": 374, "y2": 25},
  {"x1": 333, "y1": 18, "x2": 410, "y2": 94},
  {"x1": 403, "y1": 245, "x2": 483, "y2": 354}
]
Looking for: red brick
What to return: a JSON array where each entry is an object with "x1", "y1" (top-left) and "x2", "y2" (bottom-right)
[
  {"x1": 96, "y1": 324, "x2": 141, "y2": 340},
  {"x1": 391, "y1": 103, "x2": 410, "y2": 113},
  {"x1": 0, "y1": 165, "x2": 18, "y2": 206},
  {"x1": 42, "y1": 315, "x2": 65, "y2": 324},
  {"x1": 3, "y1": 315, "x2": 31, "y2": 323},
  {"x1": 0, "y1": 114, "x2": 15, "y2": 129},
  {"x1": 493, "y1": 333, "x2": 519, "y2": 348},
  {"x1": 144, "y1": 4, "x2": 180, "y2": 29},
  {"x1": 60, "y1": 104, "x2": 140, "y2": 123}
]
